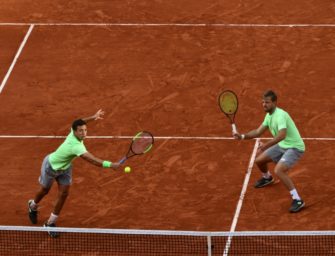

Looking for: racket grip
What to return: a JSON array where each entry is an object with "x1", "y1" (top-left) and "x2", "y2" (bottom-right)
[
  {"x1": 232, "y1": 123, "x2": 237, "y2": 134},
  {"x1": 119, "y1": 157, "x2": 127, "y2": 164}
]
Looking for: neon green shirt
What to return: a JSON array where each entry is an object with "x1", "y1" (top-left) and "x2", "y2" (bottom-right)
[
  {"x1": 49, "y1": 129, "x2": 87, "y2": 171},
  {"x1": 262, "y1": 107, "x2": 305, "y2": 151}
]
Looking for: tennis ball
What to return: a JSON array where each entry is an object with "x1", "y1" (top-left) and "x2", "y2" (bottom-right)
[{"x1": 124, "y1": 166, "x2": 131, "y2": 173}]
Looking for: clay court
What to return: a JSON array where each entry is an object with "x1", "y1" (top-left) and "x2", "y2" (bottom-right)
[{"x1": 0, "y1": 1, "x2": 335, "y2": 255}]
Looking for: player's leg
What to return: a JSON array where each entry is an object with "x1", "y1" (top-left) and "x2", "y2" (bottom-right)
[
  {"x1": 33, "y1": 186, "x2": 50, "y2": 203},
  {"x1": 275, "y1": 148, "x2": 305, "y2": 213},
  {"x1": 52, "y1": 183, "x2": 70, "y2": 217},
  {"x1": 254, "y1": 144, "x2": 283, "y2": 188},
  {"x1": 28, "y1": 155, "x2": 54, "y2": 224},
  {"x1": 44, "y1": 185, "x2": 70, "y2": 238},
  {"x1": 44, "y1": 166, "x2": 72, "y2": 238},
  {"x1": 255, "y1": 152, "x2": 273, "y2": 173},
  {"x1": 274, "y1": 162, "x2": 294, "y2": 190}
]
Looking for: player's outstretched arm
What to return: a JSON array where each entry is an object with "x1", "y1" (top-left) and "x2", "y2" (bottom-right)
[
  {"x1": 258, "y1": 128, "x2": 286, "y2": 151},
  {"x1": 234, "y1": 124, "x2": 267, "y2": 140},
  {"x1": 82, "y1": 109, "x2": 105, "y2": 123},
  {"x1": 80, "y1": 152, "x2": 120, "y2": 169}
]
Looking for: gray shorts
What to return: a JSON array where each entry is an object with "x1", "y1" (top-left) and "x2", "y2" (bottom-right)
[
  {"x1": 39, "y1": 155, "x2": 72, "y2": 189},
  {"x1": 264, "y1": 144, "x2": 304, "y2": 168}
]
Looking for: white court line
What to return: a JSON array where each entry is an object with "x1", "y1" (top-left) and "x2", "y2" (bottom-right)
[
  {"x1": 0, "y1": 135, "x2": 234, "y2": 139},
  {"x1": 1, "y1": 23, "x2": 335, "y2": 27},
  {"x1": 223, "y1": 138, "x2": 260, "y2": 256},
  {"x1": 0, "y1": 24, "x2": 34, "y2": 94},
  {"x1": 0, "y1": 135, "x2": 334, "y2": 140}
]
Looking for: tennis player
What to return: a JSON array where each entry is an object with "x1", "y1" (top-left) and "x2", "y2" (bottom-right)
[
  {"x1": 28, "y1": 109, "x2": 120, "y2": 237},
  {"x1": 233, "y1": 90, "x2": 305, "y2": 213}
]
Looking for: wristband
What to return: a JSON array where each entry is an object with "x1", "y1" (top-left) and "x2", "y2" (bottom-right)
[
  {"x1": 241, "y1": 134, "x2": 245, "y2": 140},
  {"x1": 102, "y1": 161, "x2": 112, "y2": 168}
]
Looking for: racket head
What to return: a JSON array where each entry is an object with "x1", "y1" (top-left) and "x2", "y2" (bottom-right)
[
  {"x1": 218, "y1": 90, "x2": 238, "y2": 115},
  {"x1": 130, "y1": 131, "x2": 154, "y2": 155}
]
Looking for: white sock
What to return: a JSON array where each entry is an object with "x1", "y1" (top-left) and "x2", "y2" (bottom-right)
[
  {"x1": 290, "y1": 189, "x2": 301, "y2": 200},
  {"x1": 48, "y1": 213, "x2": 59, "y2": 224},
  {"x1": 30, "y1": 200, "x2": 38, "y2": 210},
  {"x1": 262, "y1": 171, "x2": 271, "y2": 179}
]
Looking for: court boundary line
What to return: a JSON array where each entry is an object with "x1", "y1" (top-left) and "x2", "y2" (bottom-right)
[
  {"x1": 1, "y1": 23, "x2": 335, "y2": 27},
  {"x1": 223, "y1": 138, "x2": 260, "y2": 256},
  {"x1": 0, "y1": 135, "x2": 334, "y2": 141},
  {"x1": 0, "y1": 24, "x2": 34, "y2": 94}
]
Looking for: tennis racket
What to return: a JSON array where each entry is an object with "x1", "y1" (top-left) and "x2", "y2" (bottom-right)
[
  {"x1": 119, "y1": 131, "x2": 154, "y2": 164},
  {"x1": 218, "y1": 90, "x2": 239, "y2": 134}
]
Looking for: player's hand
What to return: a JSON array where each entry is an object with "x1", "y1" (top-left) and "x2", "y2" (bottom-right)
[
  {"x1": 257, "y1": 142, "x2": 266, "y2": 154},
  {"x1": 233, "y1": 132, "x2": 242, "y2": 140},
  {"x1": 111, "y1": 162, "x2": 120, "y2": 169},
  {"x1": 93, "y1": 109, "x2": 105, "y2": 120}
]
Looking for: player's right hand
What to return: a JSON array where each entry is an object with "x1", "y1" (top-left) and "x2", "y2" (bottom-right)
[{"x1": 233, "y1": 132, "x2": 242, "y2": 140}]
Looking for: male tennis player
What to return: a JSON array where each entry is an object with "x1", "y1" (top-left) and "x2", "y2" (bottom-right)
[
  {"x1": 28, "y1": 109, "x2": 120, "y2": 237},
  {"x1": 233, "y1": 90, "x2": 305, "y2": 213}
]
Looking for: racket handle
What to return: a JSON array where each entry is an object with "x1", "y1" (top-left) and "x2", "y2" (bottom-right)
[
  {"x1": 119, "y1": 157, "x2": 127, "y2": 164},
  {"x1": 232, "y1": 123, "x2": 237, "y2": 134}
]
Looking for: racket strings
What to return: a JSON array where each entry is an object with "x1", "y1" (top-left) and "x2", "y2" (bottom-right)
[
  {"x1": 131, "y1": 132, "x2": 154, "y2": 154},
  {"x1": 219, "y1": 93, "x2": 238, "y2": 115}
]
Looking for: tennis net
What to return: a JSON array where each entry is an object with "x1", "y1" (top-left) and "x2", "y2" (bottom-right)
[{"x1": 0, "y1": 226, "x2": 334, "y2": 255}]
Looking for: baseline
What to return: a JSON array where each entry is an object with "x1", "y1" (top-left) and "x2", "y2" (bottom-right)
[{"x1": 2, "y1": 23, "x2": 335, "y2": 27}]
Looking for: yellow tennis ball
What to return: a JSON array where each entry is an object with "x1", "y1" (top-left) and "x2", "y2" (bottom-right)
[{"x1": 124, "y1": 166, "x2": 131, "y2": 173}]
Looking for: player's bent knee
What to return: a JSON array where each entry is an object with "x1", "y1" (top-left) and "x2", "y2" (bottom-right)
[
  {"x1": 255, "y1": 153, "x2": 272, "y2": 166},
  {"x1": 255, "y1": 157, "x2": 262, "y2": 166},
  {"x1": 255, "y1": 156, "x2": 267, "y2": 166},
  {"x1": 275, "y1": 164, "x2": 290, "y2": 175}
]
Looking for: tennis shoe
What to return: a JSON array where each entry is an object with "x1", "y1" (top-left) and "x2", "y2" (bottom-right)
[
  {"x1": 289, "y1": 199, "x2": 305, "y2": 213},
  {"x1": 28, "y1": 200, "x2": 38, "y2": 224},
  {"x1": 43, "y1": 222, "x2": 59, "y2": 238},
  {"x1": 254, "y1": 176, "x2": 274, "y2": 188}
]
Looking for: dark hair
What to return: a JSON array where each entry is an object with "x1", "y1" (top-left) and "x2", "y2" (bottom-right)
[
  {"x1": 263, "y1": 90, "x2": 277, "y2": 102},
  {"x1": 72, "y1": 119, "x2": 87, "y2": 131}
]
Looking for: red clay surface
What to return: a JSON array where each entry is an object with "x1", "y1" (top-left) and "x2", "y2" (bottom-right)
[
  {"x1": 0, "y1": 27, "x2": 28, "y2": 84},
  {"x1": 1, "y1": 1, "x2": 335, "y2": 24},
  {"x1": 239, "y1": 140, "x2": 335, "y2": 231},
  {"x1": 0, "y1": 0, "x2": 334, "y2": 239},
  {"x1": 0, "y1": 138, "x2": 253, "y2": 231},
  {"x1": 0, "y1": 27, "x2": 335, "y2": 138}
]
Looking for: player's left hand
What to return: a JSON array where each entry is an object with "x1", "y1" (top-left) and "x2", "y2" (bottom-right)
[
  {"x1": 257, "y1": 142, "x2": 266, "y2": 154},
  {"x1": 93, "y1": 109, "x2": 105, "y2": 120}
]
